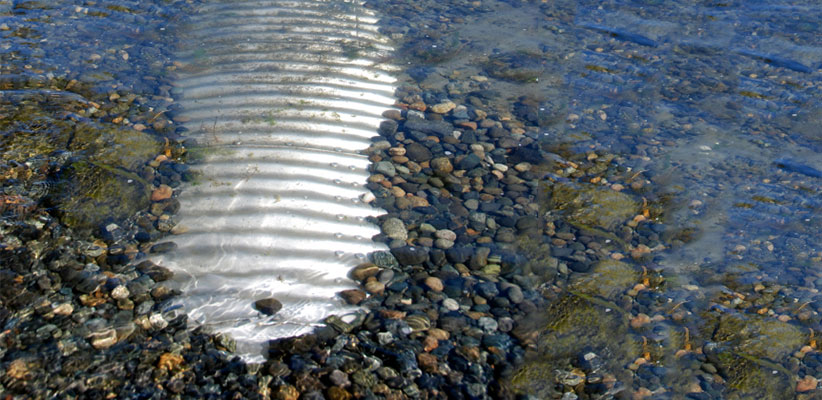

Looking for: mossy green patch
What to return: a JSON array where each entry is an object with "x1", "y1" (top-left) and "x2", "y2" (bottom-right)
[
  {"x1": 507, "y1": 294, "x2": 638, "y2": 397},
  {"x1": 53, "y1": 160, "x2": 150, "y2": 230},
  {"x1": 545, "y1": 181, "x2": 640, "y2": 231},
  {"x1": 484, "y1": 51, "x2": 546, "y2": 83},
  {"x1": 707, "y1": 345, "x2": 794, "y2": 399},
  {"x1": 1, "y1": 91, "x2": 160, "y2": 231},
  {"x1": 713, "y1": 313, "x2": 807, "y2": 361},
  {"x1": 570, "y1": 259, "x2": 639, "y2": 299}
]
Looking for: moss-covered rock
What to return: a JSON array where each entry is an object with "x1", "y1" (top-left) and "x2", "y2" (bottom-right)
[
  {"x1": 2, "y1": 92, "x2": 159, "y2": 231},
  {"x1": 570, "y1": 259, "x2": 640, "y2": 299},
  {"x1": 705, "y1": 343, "x2": 794, "y2": 399},
  {"x1": 53, "y1": 160, "x2": 150, "y2": 230},
  {"x1": 698, "y1": 312, "x2": 806, "y2": 398},
  {"x1": 547, "y1": 181, "x2": 640, "y2": 231},
  {"x1": 507, "y1": 294, "x2": 638, "y2": 398},
  {"x1": 713, "y1": 313, "x2": 807, "y2": 361},
  {"x1": 70, "y1": 123, "x2": 158, "y2": 171},
  {"x1": 484, "y1": 51, "x2": 547, "y2": 83}
]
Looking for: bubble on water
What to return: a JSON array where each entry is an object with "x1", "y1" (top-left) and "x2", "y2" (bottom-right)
[
  {"x1": 334, "y1": 147, "x2": 343, "y2": 152},
  {"x1": 334, "y1": 232, "x2": 344, "y2": 238},
  {"x1": 333, "y1": 179, "x2": 342, "y2": 185},
  {"x1": 330, "y1": 162, "x2": 340, "y2": 168},
  {"x1": 334, "y1": 250, "x2": 345, "y2": 258},
  {"x1": 334, "y1": 195, "x2": 343, "y2": 201},
  {"x1": 336, "y1": 214, "x2": 346, "y2": 220},
  {"x1": 355, "y1": 235, "x2": 364, "y2": 241},
  {"x1": 349, "y1": 165, "x2": 357, "y2": 170},
  {"x1": 355, "y1": 253, "x2": 366, "y2": 260}
]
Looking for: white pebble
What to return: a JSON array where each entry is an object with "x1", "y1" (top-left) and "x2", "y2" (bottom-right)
[
  {"x1": 111, "y1": 285, "x2": 130, "y2": 301},
  {"x1": 442, "y1": 298, "x2": 460, "y2": 311},
  {"x1": 149, "y1": 313, "x2": 168, "y2": 330}
]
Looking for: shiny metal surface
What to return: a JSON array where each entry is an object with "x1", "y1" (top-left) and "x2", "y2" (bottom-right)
[{"x1": 153, "y1": 0, "x2": 395, "y2": 360}]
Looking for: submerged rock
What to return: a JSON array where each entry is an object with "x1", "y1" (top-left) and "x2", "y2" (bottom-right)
[
  {"x1": 546, "y1": 181, "x2": 640, "y2": 231},
  {"x1": 484, "y1": 51, "x2": 547, "y2": 83},
  {"x1": 570, "y1": 260, "x2": 640, "y2": 299},
  {"x1": 391, "y1": 245, "x2": 429, "y2": 266},
  {"x1": 1, "y1": 96, "x2": 160, "y2": 231},
  {"x1": 254, "y1": 298, "x2": 283, "y2": 316}
]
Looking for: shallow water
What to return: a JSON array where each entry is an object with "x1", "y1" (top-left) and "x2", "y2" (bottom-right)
[
  {"x1": 2, "y1": 0, "x2": 822, "y2": 397},
  {"x1": 397, "y1": 0, "x2": 822, "y2": 396}
]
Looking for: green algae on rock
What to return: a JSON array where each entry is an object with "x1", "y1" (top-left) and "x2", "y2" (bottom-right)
[
  {"x1": 570, "y1": 259, "x2": 640, "y2": 299},
  {"x1": 51, "y1": 160, "x2": 151, "y2": 231},
  {"x1": 484, "y1": 51, "x2": 548, "y2": 83},
  {"x1": 704, "y1": 343, "x2": 795, "y2": 399},
  {"x1": 1, "y1": 91, "x2": 160, "y2": 231},
  {"x1": 712, "y1": 312, "x2": 808, "y2": 362},
  {"x1": 507, "y1": 293, "x2": 638, "y2": 398},
  {"x1": 545, "y1": 181, "x2": 640, "y2": 231}
]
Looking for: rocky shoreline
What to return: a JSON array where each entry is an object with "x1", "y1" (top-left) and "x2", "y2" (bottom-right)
[
  {"x1": 0, "y1": 69, "x2": 675, "y2": 399},
  {"x1": 4, "y1": 0, "x2": 822, "y2": 399}
]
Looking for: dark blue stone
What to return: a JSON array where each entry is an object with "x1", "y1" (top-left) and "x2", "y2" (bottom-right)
[
  {"x1": 457, "y1": 153, "x2": 482, "y2": 170},
  {"x1": 474, "y1": 282, "x2": 499, "y2": 298},
  {"x1": 482, "y1": 334, "x2": 512, "y2": 350}
]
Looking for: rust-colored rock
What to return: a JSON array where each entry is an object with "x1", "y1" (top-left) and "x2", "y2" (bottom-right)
[
  {"x1": 274, "y1": 385, "x2": 299, "y2": 400},
  {"x1": 7, "y1": 359, "x2": 32, "y2": 380},
  {"x1": 151, "y1": 184, "x2": 173, "y2": 201},
  {"x1": 380, "y1": 309, "x2": 406, "y2": 319},
  {"x1": 417, "y1": 353, "x2": 439, "y2": 373},
  {"x1": 364, "y1": 280, "x2": 385, "y2": 295},
  {"x1": 428, "y1": 328, "x2": 450, "y2": 341},
  {"x1": 339, "y1": 289, "x2": 367, "y2": 305},
  {"x1": 327, "y1": 386, "x2": 352, "y2": 400},
  {"x1": 423, "y1": 335, "x2": 439, "y2": 352},
  {"x1": 157, "y1": 353, "x2": 184, "y2": 371},
  {"x1": 797, "y1": 375, "x2": 818, "y2": 392}
]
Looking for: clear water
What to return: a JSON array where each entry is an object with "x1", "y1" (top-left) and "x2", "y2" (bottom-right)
[
  {"x1": 2, "y1": 0, "x2": 822, "y2": 397},
  {"x1": 398, "y1": 0, "x2": 821, "y2": 396}
]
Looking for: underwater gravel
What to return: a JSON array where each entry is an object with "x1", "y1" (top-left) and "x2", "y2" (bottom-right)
[{"x1": 4, "y1": 0, "x2": 822, "y2": 399}]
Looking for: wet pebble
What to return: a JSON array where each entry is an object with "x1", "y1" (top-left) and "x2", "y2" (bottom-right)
[
  {"x1": 442, "y1": 298, "x2": 460, "y2": 311},
  {"x1": 339, "y1": 289, "x2": 366, "y2": 305},
  {"x1": 431, "y1": 157, "x2": 454, "y2": 175},
  {"x1": 151, "y1": 184, "x2": 173, "y2": 201},
  {"x1": 382, "y1": 218, "x2": 408, "y2": 241},
  {"x1": 351, "y1": 263, "x2": 380, "y2": 281},
  {"x1": 254, "y1": 298, "x2": 283, "y2": 315},
  {"x1": 391, "y1": 246, "x2": 428, "y2": 266},
  {"x1": 424, "y1": 276, "x2": 444, "y2": 292}
]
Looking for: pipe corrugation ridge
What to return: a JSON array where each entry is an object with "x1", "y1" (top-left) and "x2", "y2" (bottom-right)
[{"x1": 152, "y1": 0, "x2": 394, "y2": 361}]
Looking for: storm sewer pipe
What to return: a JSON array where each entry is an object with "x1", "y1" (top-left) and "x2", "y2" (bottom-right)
[{"x1": 152, "y1": 0, "x2": 397, "y2": 361}]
